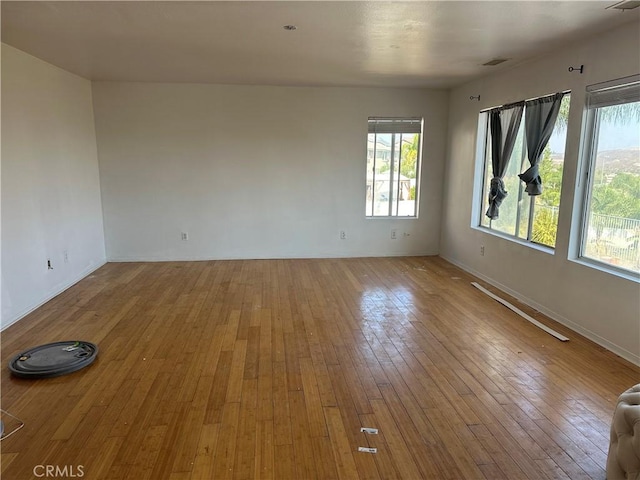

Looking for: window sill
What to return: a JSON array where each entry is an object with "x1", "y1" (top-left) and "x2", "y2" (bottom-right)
[
  {"x1": 366, "y1": 216, "x2": 418, "y2": 220},
  {"x1": 472, "y1": 225, "x2": 555, "y2": 255},
  {"x1": 568, "y1": 256, "x2": 640, "y2": 283}
]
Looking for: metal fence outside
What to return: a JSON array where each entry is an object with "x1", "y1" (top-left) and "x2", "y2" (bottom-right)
[{"x1": 584, "y1": 212, "x2": 640, "y2": 272}]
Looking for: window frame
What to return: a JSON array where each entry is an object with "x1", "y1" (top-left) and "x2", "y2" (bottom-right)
[
  {"x1": 365, "y1": 117, "x2": 423, "y2": 218},
  {"x1": 574, "y1": 75, "x2": 640, "y2": 279},
  {"x1": 474, "y1": 92, "x2": 570, "y2": 250}
]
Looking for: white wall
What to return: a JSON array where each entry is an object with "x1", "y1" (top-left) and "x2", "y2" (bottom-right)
[
  {"x1": 93, "y1": 83, "x2": 448, "y2": 261},
  {"x1": 441, "y1": 21, "x2": 640, "y2": 365},
  {"x1": 1, "y1": 44, "x2": 106, "y2": 329}
]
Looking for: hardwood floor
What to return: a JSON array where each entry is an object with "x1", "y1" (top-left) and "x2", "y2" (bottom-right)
[{"x1": 1, "y1": 256, "x2": 638, "y2": 479}]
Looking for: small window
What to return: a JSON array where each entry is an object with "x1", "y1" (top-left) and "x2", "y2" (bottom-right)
[
  {"x1": 477, "y1": 93, "x2": 570, "y2": 248},
  {"x1": 366, "y1": 117, "x2": 423, "y2": 217},
  {"x1": 579, "y1": 76, "x2": 640, "y2": 275}
]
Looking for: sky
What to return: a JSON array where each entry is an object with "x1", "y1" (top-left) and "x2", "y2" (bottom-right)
[{"x1": 549, "y1": 117, "x2": 640, "y2": 153}]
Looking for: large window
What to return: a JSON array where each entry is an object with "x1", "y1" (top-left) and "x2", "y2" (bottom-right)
[
  {"x1": 579, "y1": 76, "x2": 640, "y2": 275},
  {"x1": 366, "y1": 118, "x2": 423, "y2": 217},
  {"x1": 477, "y1": 93, "x2": 570, "y2": 248}
]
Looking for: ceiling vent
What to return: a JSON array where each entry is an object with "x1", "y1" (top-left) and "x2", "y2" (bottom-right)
[
  {"x1": 607, "y1": 0, "x2": 640, "y2": 10},
  {"x1": 482, "y1": 58, "x2": 509, "y2": 66}
]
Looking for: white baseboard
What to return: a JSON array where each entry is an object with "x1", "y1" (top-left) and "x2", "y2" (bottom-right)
[
  {"x1": 440, "y1": 254, "x2": 640, "y2": 367},
  {"x1": 1, "y1": 261, "x2": 107, "y2": 331}
]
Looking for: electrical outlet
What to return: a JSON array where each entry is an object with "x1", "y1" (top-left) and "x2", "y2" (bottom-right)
[
  {"x1": 63, "y1": 250, "x2": 69, "y2": 263},
  {"x1": 181, "y1": 232, "x2": 189, "y2": 241},
  {"x1": 480, "y1": 245, "x2": 485, "y2": 256},
  {"x1": 340, "y1": 230, "x2": 346, "y2": 240},
  {"x1": 391, "y1": 229, "x2": 397, "y2": 240}
]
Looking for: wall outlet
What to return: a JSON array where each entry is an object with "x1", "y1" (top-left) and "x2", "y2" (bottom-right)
[
  {"x1": 340, "y1": 230, "x2": 346, "y2": 240},
  {"x1": 480, "y1": 245, "x2": 485, "y2": 256},
  {"x1": 63, "y1": 250, "x2": 69, "y2": 263},
  {"x1": 391, "y1": 229, "x2": 397, "y2": 239},
  {"x1": 181, "y1": 232, "x2": 189, "y2": 241}
]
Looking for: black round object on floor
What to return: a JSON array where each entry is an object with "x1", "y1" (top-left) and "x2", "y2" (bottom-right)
[{"x1": 9, "y1": 341, "x2": 98, "y2": 379}]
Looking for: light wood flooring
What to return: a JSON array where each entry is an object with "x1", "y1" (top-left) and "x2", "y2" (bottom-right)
[{"x1": 1, "y1": 256, "x2": 638, "y2": 479}]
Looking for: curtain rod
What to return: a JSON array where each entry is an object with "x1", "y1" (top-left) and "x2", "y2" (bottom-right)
[{"x1": 478, "y1": 90, "x2": 570, "y2": 113}]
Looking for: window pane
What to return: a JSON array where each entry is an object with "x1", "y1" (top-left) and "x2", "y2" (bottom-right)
[
  {"x1": 530, "y1": 94, "x2": 570, "y2": 247},
  {"x1": 366, "y1": 120, "x2": 421, "y2": 218},
  {"x1": 367, "y1": 133, "x2": 392, "y2": 216},
  {"x1": 391, "y1": 134, "x2": 402, "y2": 216},
  {"x1": 486, "y1": 121, "x2": 525, "y2": 236},
  {"x1": 582, "y1": 101, "x2": 640, "y2": 273},
  {"x1": 366, "y1": 135, "x2": 374, "y2": 216},
  {"x1": 398, "y1": 133, "x2": 419, "y2": 216}
]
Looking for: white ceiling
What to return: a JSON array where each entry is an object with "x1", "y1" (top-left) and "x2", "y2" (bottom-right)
[{"x1": 2, "y1": 1, "x2": 639, "y2": 88}]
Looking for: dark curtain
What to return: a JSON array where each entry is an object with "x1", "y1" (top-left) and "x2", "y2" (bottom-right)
[
  {"x1": 486, "y1": 102, "x2": 524, "y2": 220},
  {"x1": 519, "y1": 92, "x2": 565, "y2": 195}
]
